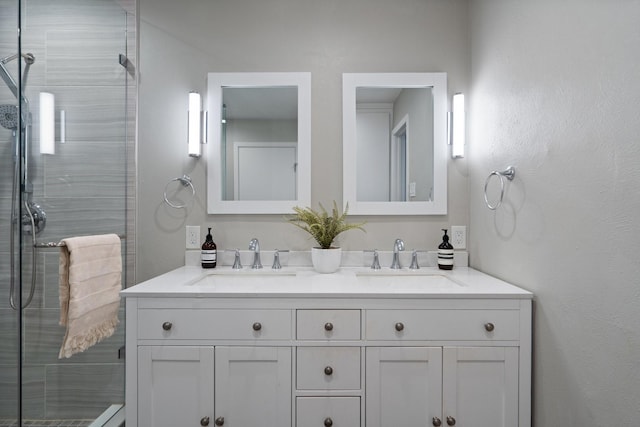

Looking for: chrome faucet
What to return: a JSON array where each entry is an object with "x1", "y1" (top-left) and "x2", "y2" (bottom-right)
[
  {"x1": 390, "y1": 238, "x2": 404, "y2": 269},
  {"x1": 371, "y1": 250, "x2": 381, "y2": 270},
  {"x1": 232, "y1": 249, "x2": 243, "y2": 270},
  {"x1": 409, "y1": 250, "x2": 420, "y2": 270},
  {"x1": 249, "y1": 238, "x2": 262, "y2": 269},
  {"x1": 272, "y1": 249, "x2": 281, "y2": 270}
]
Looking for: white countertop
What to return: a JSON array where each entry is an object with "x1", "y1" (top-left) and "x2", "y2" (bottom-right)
[{"x1": 121, "y1": 266, "x2": 532, "y2": 299}]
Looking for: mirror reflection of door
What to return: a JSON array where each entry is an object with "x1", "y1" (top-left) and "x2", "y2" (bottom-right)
[
  {"x1": 234, "y1": 142, "x2": 297, "y2": 200},
  {"x1": 390, "y1": 116, "x2": 408, "y2": 202},
  {"x1": 356, "y1": 107, "x2": 391, "y2": 201},
  {"x1": 222, "y1": 86, "x2": 298, "y2": 201},
  {"x1": 354, "y1": 86, "x2": 433, "y2": 203}
]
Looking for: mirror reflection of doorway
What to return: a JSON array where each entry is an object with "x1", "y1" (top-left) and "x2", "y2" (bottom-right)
[
  {"x1": 390, "y1": 116, "x2": 408, "y2": 201},
  {"x1": 234, "y1": 142, "x2": 297, "y2": 200}
]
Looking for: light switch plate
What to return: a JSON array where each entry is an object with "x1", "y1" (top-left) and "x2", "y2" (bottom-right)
[
  {"x1": 450, "y1": 225, "x2": 466, "y2": 249},
  {"x1": 186, "y1": 226, "x2": 200, "y2": 249}
]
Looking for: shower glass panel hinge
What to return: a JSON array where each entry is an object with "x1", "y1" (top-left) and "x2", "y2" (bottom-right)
[{"x1": 118, "y1": 53, "x2": 135, "y2": 78}]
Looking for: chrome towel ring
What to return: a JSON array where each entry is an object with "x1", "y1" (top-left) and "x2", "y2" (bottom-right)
[
  {"x1": 163, "y1": 174, "x2": 195, "y2": 209},
  {"x1": 484, "y1": 166, "x2": 516, "y2": 210}
]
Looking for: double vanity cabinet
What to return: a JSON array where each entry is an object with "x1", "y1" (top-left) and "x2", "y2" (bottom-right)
[{"x1": 122, "y1": 267, "x2": 532, "y2": 427}]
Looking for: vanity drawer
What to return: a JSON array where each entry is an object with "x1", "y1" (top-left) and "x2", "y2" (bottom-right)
[
  {"x1": 297, "y1": 347, "x2": 361, "y2": 390},
  {"x1": 296, "y1": 397, "x2": 360, "y2": 427},
  {"x1": 297, "y1": 309, "x2": 361, "y2": 340},
  {"x1": 365, "y1": 309, "x2": 520, "y2": 341},
  {"x1": 137, "y1": 309, "x2": 292, "y2": 340}
]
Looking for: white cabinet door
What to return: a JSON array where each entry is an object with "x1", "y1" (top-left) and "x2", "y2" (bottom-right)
[
  {"x1": 215, "y1": 346, "x2": 292, "y2": 427},
  {"x1": 138, "y1": 346, "x2": 214, "y2": 427},
  {"x1": 366, "y1": 347, "x2": 443, "y2": 427},
  {"x1": 443, "y1": 347, "x2": 519, "y2": 427}
]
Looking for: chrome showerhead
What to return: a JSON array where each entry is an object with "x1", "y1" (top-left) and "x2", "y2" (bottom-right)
[{"x1": 0, "y1": 104, "x2": 18, "y2": 130}]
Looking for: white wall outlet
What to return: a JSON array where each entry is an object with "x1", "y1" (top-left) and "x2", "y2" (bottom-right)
[
  {"x1": 186, "y1": 226, "x2": 200, "y2": 249},
  {"x1": 450, "y1": 225, "x2": 466, "y2": 249}
]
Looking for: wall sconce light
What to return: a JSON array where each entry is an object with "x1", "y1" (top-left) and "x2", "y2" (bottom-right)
[
  {"x1": 39, "y1": 92, "x2": 55, "y2": 155},
  {"x1": 450, "y1": 93, "x2": 465, "y2": 158},
  {"x1": 188, "y1": 91, "x2": 203, "y2": 158}
]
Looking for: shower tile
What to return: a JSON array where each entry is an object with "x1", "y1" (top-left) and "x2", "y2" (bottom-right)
[
  {"x1": 0, "y1": 365, "x2": 46, "y2": 420},
  {"x1": 43, "y1": 141, "x2": 126, "y2": 198},
  {"x1": 37, "y1": 197, "x2": 126, "y2": 239},
  {"x1": 25, "y1": 0, "x2": 126, "y2": 33},
  {"x1": 45, "y1": 363, "x2": 124, "y2": 419},
  {"x1": 46, "y1": 31, "x2": 127, "y2": 87},
  {"x1": 0, "y1": 309, "x2": 19, "y2": 364},
  {"x1": 0, "y1": 364, "x2": 18, "y2": 420},
  {"x1": 21, "y1": 366, "x2": 46, "y2": 420},
  {"x1": 23, "y1": 308, "x2": 125, "y2": 366},
  {"x1": 29, "y1": 86, "x2": 126, "y2": 144}
]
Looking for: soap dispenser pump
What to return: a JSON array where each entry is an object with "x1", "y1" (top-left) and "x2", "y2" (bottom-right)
[
  {"x1": 201, "y1": 227, "x2": 217, "y2": 269},
  {"x1": 437, "y1": 229, "x2": 454, "y2": 270}
]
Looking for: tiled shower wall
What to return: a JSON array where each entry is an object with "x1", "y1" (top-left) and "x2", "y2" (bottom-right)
[{"x1": 0, "y1": 0, "x2": 136, "y2": 420}]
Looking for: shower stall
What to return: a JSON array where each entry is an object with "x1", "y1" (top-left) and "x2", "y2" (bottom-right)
[{"x1": 1, "y1": 0, "x2": 136, "y2": 426}]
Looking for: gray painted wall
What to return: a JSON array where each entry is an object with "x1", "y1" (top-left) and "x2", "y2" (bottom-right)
[
  {"x1": 139, "y1": 0, "x2": 640, "y2": 423},
  {"x1": 468, "y1": 1, "x2": 640, "y2": 425},
  {"x1": 137, "y1": 0, "x2": 470, "y2": 282}
]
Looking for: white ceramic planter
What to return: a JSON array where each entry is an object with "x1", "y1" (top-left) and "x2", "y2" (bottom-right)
[{"x1": 311, "y1": 247, "x2": 342, "y2": 273}]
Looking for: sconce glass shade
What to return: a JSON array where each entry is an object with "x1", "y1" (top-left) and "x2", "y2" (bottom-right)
[
  {"x1": 452, "y1": 93, "x2": 465, "y2": 158},
  {"x1": 39, "y1": 92, "x2": 55, "y2": 155},
  {"x1": 188, "y1": 91, "x2": 201, "y2": 157}
]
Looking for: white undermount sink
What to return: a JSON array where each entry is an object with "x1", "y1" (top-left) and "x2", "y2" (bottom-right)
[{"x1": 355, "y1": 270, "x2": 463, "y2": 290}]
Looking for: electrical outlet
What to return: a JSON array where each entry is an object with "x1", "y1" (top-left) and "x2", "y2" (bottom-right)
[
  {"x1": 186, "y1": 226, "x2": 200, "y2": 249},
  {"x1": 450, "y1": 225, "x2": 466, "y2": 249}
]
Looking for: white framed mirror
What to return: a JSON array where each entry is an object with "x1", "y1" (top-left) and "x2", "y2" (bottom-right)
[
  {"x1": 343, "y1": 72, "x2": 447, "y2": 215},
  {"x1": 207, "y1": 72, "x2": 311, "y2": 214}
]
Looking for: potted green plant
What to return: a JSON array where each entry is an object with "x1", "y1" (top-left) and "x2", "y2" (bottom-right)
[{"x1": 289, "y1": 201, "x2": 365, "y2": 273}]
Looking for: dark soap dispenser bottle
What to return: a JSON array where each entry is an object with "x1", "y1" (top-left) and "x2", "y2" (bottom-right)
[
  {"x1": 201, "y1": 227, "x2": 217, "y2": 269},
  {"x1": 438, "y1": 229, "x2": 454, "y2": 270}
]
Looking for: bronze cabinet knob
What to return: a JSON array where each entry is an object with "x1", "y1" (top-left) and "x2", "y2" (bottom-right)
[
  {"x1": 324, "y1": 322, "x2": 334, "y2": 331},
  {"x1": 395, "y1": 322, "x2": 405, "y2": 332},
  {"x1": 484, "y1": 322, "x2": 495, "y2": 332},
  {"x1": 446, "y1": 416, "x2": 456, "y2": 426},
  {"x1": 200, "y1": 416, "x2": 210, "y2": 426},
  {"x1": 252, "y1": 322, "x2": 262, "y2": 331},
  {"x1": 215, "y1": 417, "x2": 225, "y2": 426},
  {"x1": 324, "y1": 418, "x2": 333, "y2": 427},
  {"x1": 162, "y1": 322, "x2": 172, "y2": 331},
  {"x1": 432, "y1": 417, "x2": 442, "y2": 426},
  {"x1": 324, "y1": 366, "x2": 333, "y2": 375}
]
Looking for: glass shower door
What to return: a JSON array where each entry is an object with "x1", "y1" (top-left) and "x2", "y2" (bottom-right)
[
  {"x1": 0, "y1": 1, "x2": 22, "y2": 424},
  {"x1": 1, "y1": 0, "x2": 135, "y2": 425}
]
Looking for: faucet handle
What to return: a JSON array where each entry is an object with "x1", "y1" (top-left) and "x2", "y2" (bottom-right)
[
  {"x1": 371, "y1": 250, "x2": 381, "y2": 270},
  {"x1": 409, "y1": 250, "x2": 420, "y2": 270},
  {"x1": 232, "y1": 249, "x2": 243, "y2": 270},
  {"x1": 272, "y1": 249, "x2": 282, "y2": 270}
]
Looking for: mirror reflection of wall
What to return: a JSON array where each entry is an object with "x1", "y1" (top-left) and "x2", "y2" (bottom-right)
[
  {"x1": 207, "y1": 72, "x2": 311, "y2": 215},
  {"x1": 355, "y1": 87, "x2": 434, "y2": 202},
  {"x1": 221, "y1": 86, "x2": 298, "y2": 201},
  {"x1": 343, "y1": 72, "x2": 447, "y2": 215}
]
